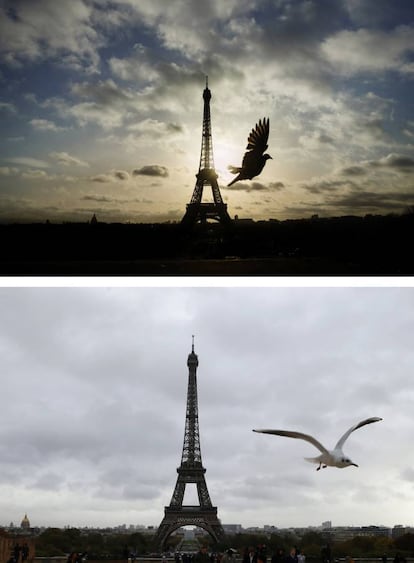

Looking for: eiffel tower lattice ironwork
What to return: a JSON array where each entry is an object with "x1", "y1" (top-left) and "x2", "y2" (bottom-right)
[
  {"x1": 181, "y1": 78, "x2": 232, "y2": 228},
  {"x1": 153, "y1": 338, "x2": 224, "y2": 549}
]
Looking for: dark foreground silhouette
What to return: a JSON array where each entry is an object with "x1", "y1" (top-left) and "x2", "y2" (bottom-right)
[{"x1": 1, "y1": 212, "x2": 413, "y2": 276}]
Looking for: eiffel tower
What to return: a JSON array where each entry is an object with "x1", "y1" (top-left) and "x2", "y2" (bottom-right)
[
  {"x1": 181, "y1": 78, "x2": 232, "y2": 228},
  {"x1": 153, "y1": 338, "x2": 224, "y2": 549}
]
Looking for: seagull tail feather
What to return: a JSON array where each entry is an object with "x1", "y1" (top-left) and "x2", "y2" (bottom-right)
[
  {"x1": 304, "y1": 456, "x2": 320, "y2": 464},
  {"x1": 227, "y1": 176, "x2": 239, "y2": 187}
]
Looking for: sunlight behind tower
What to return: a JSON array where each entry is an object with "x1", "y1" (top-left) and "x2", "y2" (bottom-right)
[{"x1": 181, "y1": 78, "x2": 232, "y2": 228}]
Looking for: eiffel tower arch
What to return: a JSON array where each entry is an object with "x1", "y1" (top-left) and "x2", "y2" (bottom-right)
[
  {"x1": 181, "y1": 78, "x2": 232, "y2": 229},
  {"x1": 153, "y1": 338, "x2": 225, "y2": 550}
]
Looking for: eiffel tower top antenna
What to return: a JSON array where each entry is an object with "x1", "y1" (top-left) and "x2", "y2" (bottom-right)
[
  {"x1": 192, "y1": 334, "x2": 195, "y2": 353},
  {"x1": 200, "y1": 75, "x2": 214, "y2": 171}
]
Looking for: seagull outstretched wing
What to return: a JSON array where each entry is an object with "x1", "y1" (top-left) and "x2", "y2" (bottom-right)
[
  {"x1": 334, "y1": 417, "x2": 383, "y2": 450},
  {"x1": 252, "y1": 429, "x2": 330, "y2": 456}
]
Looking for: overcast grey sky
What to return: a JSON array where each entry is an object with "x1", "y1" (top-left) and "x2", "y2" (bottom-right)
[{"x1": 1, "y1": 286, "x2": 414, "y2": 530}]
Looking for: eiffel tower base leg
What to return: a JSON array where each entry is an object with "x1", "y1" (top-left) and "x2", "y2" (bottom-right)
[
  {"x1": 152, "y1": 507, "x2": 225, "y2": 551},
  {"x1": 181, "y1": 203, "x2": 232, "y2": 230}
]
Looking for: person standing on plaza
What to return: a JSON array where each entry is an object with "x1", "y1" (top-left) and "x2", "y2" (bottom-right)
[
  {"x1": 194, "y1": 546, "x2": 211, "y2": 563},
  {"x1": 243, "y1": 547, "x2": 257, "y2": 563},
  {"x1": 221, "y1": 549, "x2": 237, "y2": 563},
  {"x1": 286, "y1": 547, "x2": 298, "y2": 563},
  {"x1": 271, "y1": 547, "x2": 285, "y2": 563}
]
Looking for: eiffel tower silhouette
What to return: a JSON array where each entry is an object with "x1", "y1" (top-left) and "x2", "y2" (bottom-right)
[
  {"x1": 181, "y1": 78, "x2": 232, "y2": 228},
  {"x1": 153, "y1": 338, "x2": 224, "y2": 549}
]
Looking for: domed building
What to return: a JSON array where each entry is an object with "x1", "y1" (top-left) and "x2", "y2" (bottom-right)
[{"x1": 20, "y1": 514, "x2": 30, "y2": 530}]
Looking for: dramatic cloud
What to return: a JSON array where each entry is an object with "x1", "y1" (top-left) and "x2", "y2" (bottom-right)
[
  {"x1": 340, "y1": 166, "x2": 367, "y2": 176},
  {"x1": 0, "y1": 166, "x2": 19, "y2": 176},
  {"x1": 322, "y1": 25, "x2": 414, "y2": 75},
  {"x1": 49, "y1": 151, "x2": 89, "y2": 167},
  {"x1": 0, "y1": 101, "x2": 17, "y2": 113},
  {"x1": 0, "y1": 0, "x2": 413, "y2": 222},
  {"x1": 5, "y1": 156, "x2": 50, "y2": 168},
  {"x1": 113, "y1": 170, "x2": 129, "y2": 180},
  {"x1": 224, "y1": 180, "x2": 285, "y2": 192},
  {"x1": 269, "y1": 181, "x2": 285, "y2": 190},
  {"x1": 0, "y1": 0, "x2": 101, "y2": 72},
  {"x1": 133, "y1": 165, "x2": 169, "y2": 178},
  {"x1": 30, "y1": 119, "x2": 66, "y2": 132},
  {"x1": 21, "y1": 169, "x2": 51, "y2": 180},
  {"x1": 229, "y1": 182, "x2": 264, "y2": 191},
  {"x1": 372, "y1": 153, "x2": 414, "y2": 172},
  {"x1": 71, "y1": 79, "x2": 131, "y2": 104},
  {"x1": 82, "y1": 194, "x2": 115, "y2": 203},
  {"x1": 90, "y1": 170, "x2": 130, "y2": 182}
]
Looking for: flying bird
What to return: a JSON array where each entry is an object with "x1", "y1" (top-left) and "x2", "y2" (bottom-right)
[
  {"x1": 227, "y1": 118, "x2": 272, "y2": 186},
  {"x1": 253, "y1": 417, "x2": 382, "y2": 470}
]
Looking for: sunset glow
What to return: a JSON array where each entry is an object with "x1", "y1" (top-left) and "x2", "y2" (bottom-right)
[{"x1": 0, "y1": 1, "x2": 413, "y2": 223}]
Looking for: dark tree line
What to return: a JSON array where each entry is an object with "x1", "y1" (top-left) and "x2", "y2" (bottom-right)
[
  {"x1": 35, "y1": 528, "x2": 151, "y2": 558},
  {"x1": 33, "y1": 528, "x2": 414, "y2": 560}
]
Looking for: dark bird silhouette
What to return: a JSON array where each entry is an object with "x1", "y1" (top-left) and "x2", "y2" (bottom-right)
[{"x1": 228, "y1": 118, "x2": 272, "y2": 186}]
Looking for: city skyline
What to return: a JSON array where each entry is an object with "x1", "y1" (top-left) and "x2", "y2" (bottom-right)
[
  {"x1": 1, "y1": 1, "x2": 413, "y2": 223},
  {"x1": 2, "y1": 517, "x2": 413, "y2": 533},
  {"x1": 1, "y1": 287, "x2": 414, "y2": 529}
]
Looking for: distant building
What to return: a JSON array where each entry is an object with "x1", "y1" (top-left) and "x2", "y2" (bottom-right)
[
  {"x1": 21, "y1": 514, "x2": 30, "y2": 530},
  {"x1": 222, "y1": 524, "x2": 243, "y2": 534},
  {"x1": 235, "y1": 218, "x2": 255, "y2": 223},
  {"x1": 324, "y1": 525, "x2": 391, "y2": 542},
  {"x1": 360, "y1": 525, "x2": 391, "y2": 537},
  {"x1": 0, "y1": 529, "x2": 35, "y2": 563}
]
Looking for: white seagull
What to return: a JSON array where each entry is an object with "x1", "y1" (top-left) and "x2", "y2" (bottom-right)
[{"x1": 253, "y1": 417, "x2": 382, "y2": 470}]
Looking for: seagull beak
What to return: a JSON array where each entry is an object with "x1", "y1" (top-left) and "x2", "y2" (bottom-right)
[{"x1": 351, "y1": 463, "x2": 359, "y2": 467}]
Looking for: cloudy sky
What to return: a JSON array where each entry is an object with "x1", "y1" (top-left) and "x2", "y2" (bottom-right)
[
  {"x1": 1, "y1": 286, "x2": 414, "y2": 530},
  {"x1": 0, "y1": 0, "x2": 413, "y2": 223}
]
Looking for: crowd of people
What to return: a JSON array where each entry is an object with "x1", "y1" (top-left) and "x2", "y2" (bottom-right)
[
  {"x1": 66, "y1": 552, "x2": 88, "y2": 563},
  {"x1": 187, "y1": 544, "x2": 306, "y2": 563},
  {"x1": 189, "y1": 545, "x2": 408, "y2": 563}
]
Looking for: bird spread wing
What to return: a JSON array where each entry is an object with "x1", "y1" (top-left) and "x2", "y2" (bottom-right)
[
  {"x1": 241, "y1": 118, "x2": 269, "y2": 167},
  {"x1": 334, "y1": 417, "x2": 382, "y2": 450},
  {"x1": 227, "y1": 118, "x2": 270, "y2": 185},
  {"x1": 253, "y1": 429, "x2": 330, "y2": 456},
  {"x1": 246, "y1": 118, "x2": 269, "y2": 153}
]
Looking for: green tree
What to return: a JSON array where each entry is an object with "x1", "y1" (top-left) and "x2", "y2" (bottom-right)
[
  {"x1": 36, "y1": 527, "x2": 80, "y2": 556},
  {"x1": 300, "y1": 531, "x2": 325, "y2": 557},
  {"x1": 394, "y1": 533, "x2": 414, "y2": 555}
]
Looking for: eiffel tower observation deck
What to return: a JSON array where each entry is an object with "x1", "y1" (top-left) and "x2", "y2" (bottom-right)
[
  {"x1": 181, "y1": 78, "x2": 232, "y2": 228},
  {"x1": 153, "y1": 338, "x2": 224, "y2": 550}
]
